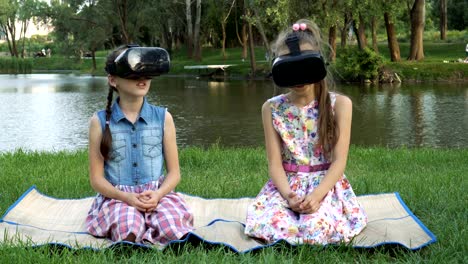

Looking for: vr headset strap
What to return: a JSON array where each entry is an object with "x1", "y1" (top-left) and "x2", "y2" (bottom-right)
[{"x1": 285, "y1": 33, "x2": 301, "y2": 56}]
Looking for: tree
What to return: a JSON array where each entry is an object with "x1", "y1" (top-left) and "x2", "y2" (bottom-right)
[
  {"x1": 207, "y1": 0, "x2": 236, "y2": 59},
  {"x1": 0, "y1": 0, "x2": 19, "y2": 57},
  {"x1": 234, "y1": 1, "x2": 248, "y2": 60},
  {"x1": 192, "y1": 0, "x2": 202, "y2": 61},
  {"x1": 439, "y1": 0, "x2": 447, "y2": 40},
  {"x1": 49, "y1": 0, "x2": 110, "y2": 72},
  {"x1": 408, "y1": 0, "x2": 425, "y2": 61},
  {"x1": 355, "y1": 13, "x2": 368, "y2": 50},
  {"x1": 384, "y1": 12, "x2": 401, "y2": 61},
  {"x1": 96, "y1": 0, "x2": 154, "y2": 44},
  {"x1": 381, "y1": 0, "x2": 404, "y2": 61},
  {"x1": 139, "y1": 1, "x2": 185, "y2": 52},
  {"x1": 244, "y1": 0, "x2": 255, "y2": 76},
  {"x1": 186, "y1": 0, "x2": 193, "y2": 58}
]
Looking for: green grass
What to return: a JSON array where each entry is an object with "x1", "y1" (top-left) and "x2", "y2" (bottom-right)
[
  {"x1": 0, "y1": 57, "x2": 33, "y2": 74},
  {"x1": 0, "y1": 146, "x2": 467, "y2": 263}
]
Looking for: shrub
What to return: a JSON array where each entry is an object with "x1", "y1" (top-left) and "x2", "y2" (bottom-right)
[{"x1": 335, "y1": 47, "x2": 384, "y2": 82}]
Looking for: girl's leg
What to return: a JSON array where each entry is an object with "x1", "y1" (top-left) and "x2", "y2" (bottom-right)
[
  {"x1": 104, "y1": 200, "x2": 146, "y2": 242},
  {"x1": 245, "y1": 180, "x2": 300, "y2": 243},
  {"x1": 87, "y1": 199, "x2": 146, "y2": 242},
  {"x1": 143, "y1": 192, "x2": 194, "y2": 245}
]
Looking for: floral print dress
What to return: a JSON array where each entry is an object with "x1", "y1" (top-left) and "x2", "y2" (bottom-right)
[{"x1": 244, "y1": 93, "x2": 367, "y2": 245}]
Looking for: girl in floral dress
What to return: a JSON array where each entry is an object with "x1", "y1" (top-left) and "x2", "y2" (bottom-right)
[{"x1": 245, "y1": 19, "x2": 367, "y2": 245}]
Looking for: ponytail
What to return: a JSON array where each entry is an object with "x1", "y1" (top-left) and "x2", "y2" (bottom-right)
[
  {"x1": 100, "y1": 86, "x2": 114, "y2": 160},
  {"x1": 315, "y1": 80, "x2": 338, "y2": 160}
]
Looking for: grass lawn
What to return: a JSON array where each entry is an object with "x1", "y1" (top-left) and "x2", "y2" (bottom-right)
[{"x1": 0, "y1": 146, "x2": 466, "y2": 263}]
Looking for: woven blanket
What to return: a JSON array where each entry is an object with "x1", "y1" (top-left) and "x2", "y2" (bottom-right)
[{"x1": 0, "y1": 186, "x2": 436, "y2": 252}]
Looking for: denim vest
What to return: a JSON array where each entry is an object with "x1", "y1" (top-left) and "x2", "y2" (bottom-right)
[{"x1": 97, "y1": 97, "x2": 166, "y2": 186}]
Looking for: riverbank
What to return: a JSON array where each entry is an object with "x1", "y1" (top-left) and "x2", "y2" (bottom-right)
[
  {"x1": 0, "y1": 146, "x2": 466, "y2": 263},
  {"x1": 1, "y1": 42, "x2": 467, "y2": 82}
]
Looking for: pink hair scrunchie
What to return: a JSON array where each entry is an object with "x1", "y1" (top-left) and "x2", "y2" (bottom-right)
[{"x1": 292, "y1": 23, "x2": 307, "y2": 31}]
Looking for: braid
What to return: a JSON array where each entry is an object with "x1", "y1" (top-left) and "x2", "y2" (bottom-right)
[
  {"x1": 100, "y1": 86, "x2": 114, "y2": 160},
  {"x1": 99, "y1": 44, "x2": 128, "y2": 160}
]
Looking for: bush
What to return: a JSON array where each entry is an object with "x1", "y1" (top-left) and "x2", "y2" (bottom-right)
[{"x1": 335, "y1": 47, "x2": 384, "y2": 82}]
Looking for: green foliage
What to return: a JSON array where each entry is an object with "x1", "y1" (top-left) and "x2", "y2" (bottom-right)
[
  {"x1": 335, "y1": 47, "x2": 384, "y2": 81},
  {"x1": 0, "y1": 57, "x2": 32, "y2": 73}
]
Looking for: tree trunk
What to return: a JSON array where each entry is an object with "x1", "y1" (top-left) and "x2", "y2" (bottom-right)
[
  {"x1": 384, "y1": 12, "x2": 401, "y2": 62},
  {"x1": 221, "y1": 22, "x2": 227, "y2": 59},
  {"x1": 116, "y1": 0, "x2": 130, "y2": 43},
  {"x1": 221, "y1": 0, "x2": 236, "y2": 60},
  {"x1": 91, "y1": 49, "x2": 97, "y2": 74},
  {"x1": 340, "y1": 12, "x2": 351, "y2": 48},
  {"x1": 371, "y1": 16, "x2": 378, "y2": 53},
  {"x1": 352, "y1": 19, "x2": 360, "y2": 48},
  {"x1": 328, "y1": 25, "x2": 337, "y2": 62},
  {"x1": 193, "y1": 0, "x2": 202, "y2": 61},
  {"x1": 186, "y1": 0, "x2": 193, "y2": 58},
  {"x1": 234, "y1": 2, "x2": 248, "y2": 60},
  {"x1": 235, "y1": 16, "x2": 248, "y2": 60},
  {"x1": 357, "y1": 13, "x2": 367, "y2": 50},
  {"x1": 6, "y1": 20, "x2": 18, "y2": 57},
  {"x1": 408, "y1": 0, "x2": 425, "y2": 61},
  {"x1": 242, "y1": 24, "x2": 248, "y2": 60},
  {"x1": 162, "y1": 23, "x2": 173, "y2": 55},
  {"x1": 247, "y1": 22, "x2": 256, "y2": 77},
  {"x1": 21, "y1": 20, "x2": 28, "y2": 58},
  {"x1": 2, "y1": 25, "x2": 14, "y2": 57},
  {"x1": 251, "y1": 11, "x2": 271, "y2": 58},
  {"x1": 439, "y1": 0, "x2": 447, "y2": 40}
]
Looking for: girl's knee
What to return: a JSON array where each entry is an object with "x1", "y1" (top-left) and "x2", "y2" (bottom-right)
[{"x1": 112, "y1": 207, "x2": 146, "y2": 241}]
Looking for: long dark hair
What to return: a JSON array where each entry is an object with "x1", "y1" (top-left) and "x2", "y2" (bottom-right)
[
  {"x1": 100, "y1": 45, "x2": 127, "y2": 160},
  {"x1": 272, "y1": 19, "x2": 338, "y2": 159}
]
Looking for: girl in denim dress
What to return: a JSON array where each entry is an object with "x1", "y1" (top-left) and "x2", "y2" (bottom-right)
[{"x1": 86, "y1": 46, "x2": 193, "y2": 246}]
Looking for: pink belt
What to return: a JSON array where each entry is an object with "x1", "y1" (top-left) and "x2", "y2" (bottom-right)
[{"x1": 282, "y1": 162, "x2": 331, "y2": 173}]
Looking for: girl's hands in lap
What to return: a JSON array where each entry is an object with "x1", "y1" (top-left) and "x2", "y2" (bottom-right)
[
  {"x1": 299, "y1": 191, "x2": 323, "y2": 214},
  {"x1": 124, "y1": 192, "x2": 151, "y2": 212},
  {"x1": 286, "y1": 192, "x2": 304, "y2": 213},
  {"x1": 138, "y1": 190, "x2": 162, "y2": 212}
]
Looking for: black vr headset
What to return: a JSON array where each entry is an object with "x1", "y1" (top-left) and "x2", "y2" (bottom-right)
[
  {"x1": 105, "y1": 44, "x2": 170, "y2": 79},
  {"x1": 271, "y1": 34, "x2": 327, "y2": 87}
]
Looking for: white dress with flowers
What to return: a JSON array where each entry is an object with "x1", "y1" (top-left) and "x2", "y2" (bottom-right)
[{"x1": 244, "y1": 93, "x2": 367, "y2": 245}]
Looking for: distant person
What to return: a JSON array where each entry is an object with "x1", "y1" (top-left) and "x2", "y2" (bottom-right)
[
  {"x1": 465, "y1": 43, "x2": 468, "y2": 62},
  {"x1": 86, "y1": 44, "x2": 194, "y2": 245},
  {"x1": 46, "y1": 48, "x2": 51, "y2": 57},
  {"x1": 244, "y1": 19, "x2": 367, "y2": 245}
]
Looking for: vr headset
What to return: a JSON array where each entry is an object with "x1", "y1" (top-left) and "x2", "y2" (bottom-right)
[
  {"x1": 105, "y1": 44, "x2": 170, "y2": 79},
  {"x1": 271, "y1": 34, "x2": 327, "y2": 87}
]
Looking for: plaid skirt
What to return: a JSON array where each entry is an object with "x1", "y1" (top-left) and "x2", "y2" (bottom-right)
[{"x1": 86, "y1": 179, "x2": 194, "y2": 246}]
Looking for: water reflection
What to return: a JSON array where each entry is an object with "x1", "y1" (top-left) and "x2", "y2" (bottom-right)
[
  {"x1": 347, "y1": 83, "x2": 467, "y2": 148},
  {"x1": 0, "y1": 74, "x2": 466, "y2": 152}
]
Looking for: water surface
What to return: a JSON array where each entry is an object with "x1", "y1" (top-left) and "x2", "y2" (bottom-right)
[{"x1": 0, "y1": 74, "x2": 466, "y2": 152}]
